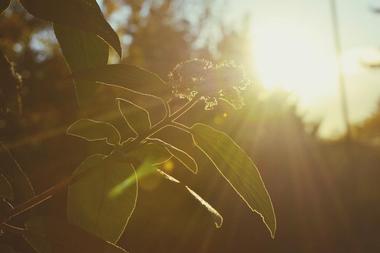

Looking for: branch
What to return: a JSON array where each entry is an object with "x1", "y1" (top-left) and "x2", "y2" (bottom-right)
[
  {"x1": 1, "y1": 176, "x2": 72, "y2": 225},
  {"x1": 2, "y1": 223, "x2": 26, "y2": 235}
]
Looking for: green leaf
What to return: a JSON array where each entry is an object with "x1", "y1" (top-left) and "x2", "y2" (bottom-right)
[
  {"x1": 0, "y1": 0, "x2": 10, "y2": 14},
  {"x1": 67, "y1": 119, "x2": 121, "y2": 146},
  {"x1": 0, "y1": 174, "x2": 14, "y2": 200},
  {"x1": 148, "y1": 138, "x2": 198, "y2": 174},
  {"x1": 54, "y1": 25, "x2": 109, "y2": 71},
  {"x1": 67, "y1": 153, "x2": 137, "y2": 243},
  {"x1": 54, "y1": 24, "x2": 109, "y2": 106},
  {"x1": 190, "y1": 123, "x2": 276, "y2": 238},
  {"x1": 20, "y1": 0, "x2": 121, "y2": 56},
  {"x1": 0, "y1": 143, "x2": 34, "y2": 204},
  {"x1": 124, "y1": 142, "x2": 172, "y2": 166},
  {"x1": 71, "y1": 64, "x2": 171, "y2": 99},
  {"x1": 110, "y1": 161, "x2": 155, "y2": 197},
  {"x1": 117, "y1": 98, "x2": 151, "y2": 137},
  {"x1": 24, "y1": 216, "x2": 128, "y2": 253}
]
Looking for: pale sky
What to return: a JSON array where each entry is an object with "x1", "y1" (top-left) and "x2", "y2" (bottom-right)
[
  {"x1": 247, "y1": 0, "x2": 380, "y2": 137},
  {"x1": 104, "y1": 0, "x2": 380, "y2": 137}
]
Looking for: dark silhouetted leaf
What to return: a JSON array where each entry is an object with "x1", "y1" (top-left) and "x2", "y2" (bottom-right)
[
  {"x1": 190, "y1": 123, "x2": 276, "y2": 238},
  {"x1": 149, "y1": 138, "x2": 198, "y2": 174},
  {"x1": 117, "y1": 98, "x2": 151, "y2": 137},
  {"x1": 20, "y1": 0, "x2": 121, "y2": 56},
  {"x1": 54, "y1": 24, "x2": 109, "y2": 106},
  {"x1": 0, "y1": 0, "x2": 10, "y2": 14},
  {"x1": 24, "y1": 216, "x2": 128, "y2": 253},
  {"x1": 67, "y1": 153, "x2": 137, "y2": 242},
  {"x1": 67, "y1": 119, "x2": 121, "y2": 146},
  {"x1": 0, "y1": 143, "x2": 34, "y2": 204},
  {"x1": 72, "y1": 64, "x2": 171, "y2": 98},
  {"x1": 0, "y1": 174, "x2": 13, "y2": 200}
]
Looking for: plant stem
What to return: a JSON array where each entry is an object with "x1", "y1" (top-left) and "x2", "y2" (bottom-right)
[
  {"x1": 2, "y1": 223, "x2": 26, "y2": 235},
  {"x1": 1, "y1": 96, "x2": 199, "y2": 226},
  {"x1": 1, "y1": 176, "x2": 72, "y2": 226},
  {"x1": 130, "y1": 95, "x2": 199, "y2": 146},
  {"x1": 168, "y1": 122, "x2": 191, "y2": 133}
]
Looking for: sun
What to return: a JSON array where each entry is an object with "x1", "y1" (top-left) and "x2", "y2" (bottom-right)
[{"x1": 250, "y1": 22, "x2": 342, "y2": 106}]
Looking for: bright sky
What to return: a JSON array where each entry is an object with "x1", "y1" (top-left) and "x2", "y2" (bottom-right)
[
  {"x1": 102, "y1": 0, "x2": 380, "y2": 137},
  {"x1": 248, "y1": 0, "x2": 380, "y2": 137}
]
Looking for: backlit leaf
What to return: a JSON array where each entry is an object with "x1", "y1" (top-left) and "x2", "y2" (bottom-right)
[
  {"x1": 67, "y1": 119, "x2": 121, "y2": 146},
  {"x1": 54, "y1": 24, "x2": 109, "y2": 106},
  {"x1": 20, "y1": 0, "x2": 121, "y2": 56},
  {"x1": 71, "y1": 64, "x2": 171, "y2": 99},
  {"x1": 124, "y1": 142, "x2": 172, "y2": 166},
  {"x1": 190, "y1": 123, "x2": 276, "y2": 238},
  {"x1": 67, "y1": 152, "x2": 137, "y2": 242},
  {"x1": 110, "y1": 161, "x2": 154, "y2": 197},
  {"x1": 24, "y1": 216, "x2": 128, "y2": 253},
  {"x1": 0, "y1": 143, "x2": 34, "y2": 204},
  {"x1": 118, "y1": 98, "x2": 151, "y2": 137},
  {"x1": 149, "y1": 138, "x2": 198, "y2": 174}
]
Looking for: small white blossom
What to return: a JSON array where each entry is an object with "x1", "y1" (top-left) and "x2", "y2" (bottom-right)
[{"x1": 169, "y1": 59, "x2": 251, "y2": 110}]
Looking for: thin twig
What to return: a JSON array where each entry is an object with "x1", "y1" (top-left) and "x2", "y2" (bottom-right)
[
  {"x1": 168, "y1": 122, "x2": 191, "y2": 133},
  {"x1": 2, "y1": 223, "x2": 26, "y2": 235},
  {"x1": 1, "y1": 176, "x2": 72, "y2": 225}
]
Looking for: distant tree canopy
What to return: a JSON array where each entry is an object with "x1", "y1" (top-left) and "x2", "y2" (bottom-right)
[
  {"x1": 0, "y1": 0, "x2": 256, "y2": 141},
  {"x1": 354, "y1": 101, "x2": 380, "y2": 144}
]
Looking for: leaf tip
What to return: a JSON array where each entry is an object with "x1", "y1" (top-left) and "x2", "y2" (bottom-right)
[
  {"x1": 258, "y1": 208, "x2": 277, "y2": 239},
  {"x1": 116, "y1": 44, "x2": 122, "y2": 58},
  {"x1": 214, "y1": 215, "x2": 223, "y2": 229}
]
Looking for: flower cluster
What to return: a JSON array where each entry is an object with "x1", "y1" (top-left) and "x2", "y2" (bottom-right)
[{"x1": 168, "y1": 59, "x2": 251, "y2": 110}]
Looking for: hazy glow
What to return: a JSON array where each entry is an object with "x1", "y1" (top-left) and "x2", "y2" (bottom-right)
[
  {"x1": 251, "y1": 22, "x2": 338, "y2": 106},
  {"x1": 358, "y1": 47, "x2": 380, "y2": 66}
]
